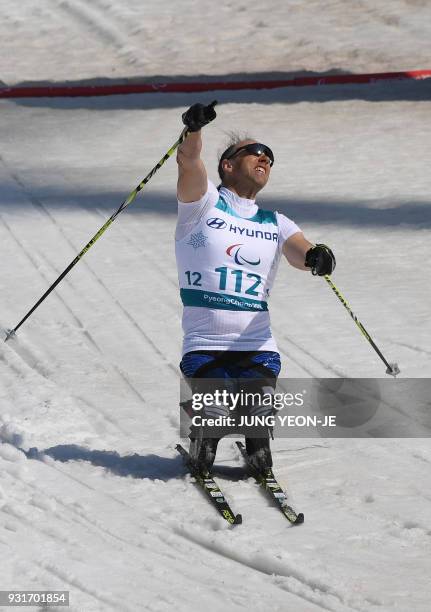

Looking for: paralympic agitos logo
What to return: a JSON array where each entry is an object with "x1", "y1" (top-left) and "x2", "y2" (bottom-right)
[{"x1": 226, "y1": 244, "x2": 261, "y2": 266}]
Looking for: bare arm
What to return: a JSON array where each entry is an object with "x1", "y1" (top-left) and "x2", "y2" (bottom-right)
[
  {"x1": 177, "y1": 131, "x2": 208, "y2": 203},
  {"x1": 282, "y1": 232, "x2": 314, "y2": 270}
]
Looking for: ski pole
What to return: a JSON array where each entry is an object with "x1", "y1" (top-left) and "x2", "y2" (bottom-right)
[
  {"x1": 4, "y1": 127, "x2": 189, "y2": 341},
  {"x1": 324, "y1": 275, "x2": 400, "y2": 377}
]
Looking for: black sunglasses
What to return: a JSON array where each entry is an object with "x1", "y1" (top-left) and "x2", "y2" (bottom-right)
[{"x1": 226, "y1": 143, "x2": 274, "y2": 167}]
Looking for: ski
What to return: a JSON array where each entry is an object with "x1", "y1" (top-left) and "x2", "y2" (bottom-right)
[
  {"x1": 236, "y1": 441, "x2": 304, "y2": 525},
  {"x1": 176, "y1": 444, "x2": 242, "y2": 526}
]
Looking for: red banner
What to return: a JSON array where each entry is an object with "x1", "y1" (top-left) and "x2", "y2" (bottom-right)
[{"x1": 1, "y1": 70, "x2": 430, "y2": 99}]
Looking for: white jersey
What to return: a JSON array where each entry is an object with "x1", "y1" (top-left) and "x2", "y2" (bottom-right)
[{"x1": 175, "y1": 181, "x2": 301, "y2": 355}]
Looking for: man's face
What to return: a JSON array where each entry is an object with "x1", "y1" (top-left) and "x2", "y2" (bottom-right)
[{"x1": 223, "y1": 140, "x2": 272, "y2": 191}]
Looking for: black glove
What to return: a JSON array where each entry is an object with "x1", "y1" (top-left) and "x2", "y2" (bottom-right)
[
  {"x1": 305, "y1": 244, "x2": 336, "y2": 276},
  {"x1": 182, "y1": 100, "x2": 217, "y2": 132}
]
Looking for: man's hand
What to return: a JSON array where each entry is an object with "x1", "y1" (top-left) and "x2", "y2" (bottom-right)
[
  {"x1": 182, "y1": 101, "x2": 217, "y2": 132},
  {"x1": 305, "y1": 244, "x2": 336, "y2": 276}
]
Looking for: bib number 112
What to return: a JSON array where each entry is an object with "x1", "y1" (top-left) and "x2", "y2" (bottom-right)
[{"x1": 215, "y1": 266, "x2": 261, "y2": 296}]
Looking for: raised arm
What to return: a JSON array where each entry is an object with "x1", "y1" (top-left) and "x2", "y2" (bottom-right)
[
  {"x1": 177, "y1": 102, "x2": 217, "y2": 203},
  {"x1": 177, "y1": 132, "x2": 207, "y2": 203}
]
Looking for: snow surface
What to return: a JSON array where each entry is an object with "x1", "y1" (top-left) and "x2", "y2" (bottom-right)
[
  {"x1": 1, "y1": 2, "x2": 431, "y2": 611},
  {"x1": 2, "y1": 0, "x2": 431, "y2": 85}
]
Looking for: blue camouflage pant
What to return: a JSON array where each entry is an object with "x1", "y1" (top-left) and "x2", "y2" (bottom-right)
[{"x1": 180, "y1": 350, "x2": 281, "y2": 470}]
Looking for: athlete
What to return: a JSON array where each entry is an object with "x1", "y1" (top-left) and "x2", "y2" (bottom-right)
[{"x1": 176, "y1": 102, "x2": 335, "y2": 475}]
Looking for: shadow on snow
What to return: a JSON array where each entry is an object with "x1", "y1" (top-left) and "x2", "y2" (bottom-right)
[
  {"x1": 21, "y1": 443, "x2": 245, "y2": 481},
  {"x1": 1, "y1": 182, "x2": 430, "y2": 229},
  {"x1": 26, "y1": 443, "x2": 185, "y2": 481}
]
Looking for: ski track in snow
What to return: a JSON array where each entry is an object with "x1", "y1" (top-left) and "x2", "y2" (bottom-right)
[
  {"x1": 5, "y1": 165, "x2": 177, "y2": 376},
  {"x1": 380, "y1": 336, "x2": 431, "y2": 358},
  {"x1": 0, "y1": 156, "x2": 182, "y2": 451},
  {"x1": 0, "y1": 441, "x2": 333, "y2": 612},
  {"x1": 2, "y1": 1, "x2": 431, "y2": 84},
  {"x1": 171, "y1": 521, "x2": 360, "y2": 612},
  {"x1": 1, "y1": 206, "x2": 108, "y2": 370},
  {"x1": 0, "y1": 213, "x2": 134, "y2": 438},
  {"x1": 54, "y1": 0, "x2": 145, "y2": 69},
  {"x1": 94, "y1": 207, "x2": 179, "y2": 291},
  {"x1": 4, "y1": 433, "x2": 428, "y2": 611},
  {"x1": 278, "y1": 332, "x2": 348, "y2": 378},
  {"x1": 0, "y1": 441, "x2": 361, "y2": 612}
]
